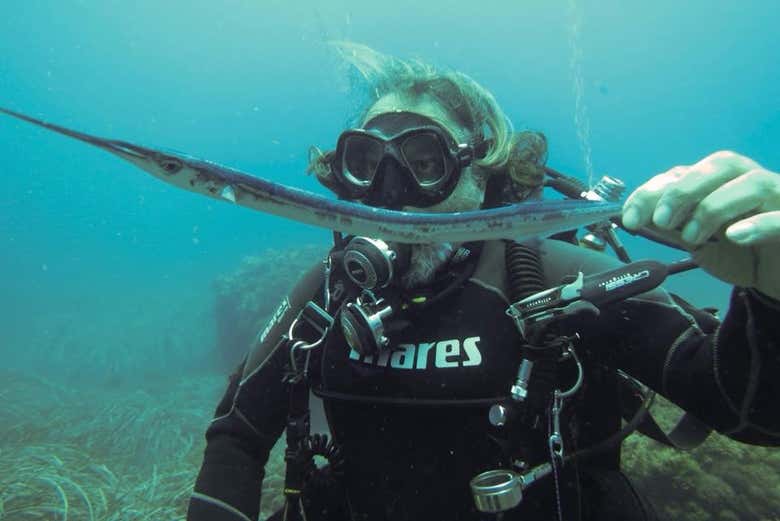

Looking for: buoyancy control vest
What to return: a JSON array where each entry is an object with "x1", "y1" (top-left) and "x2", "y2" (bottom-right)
[{"x1": 313, "y1": 240, "x2": 523, "y2": 405}]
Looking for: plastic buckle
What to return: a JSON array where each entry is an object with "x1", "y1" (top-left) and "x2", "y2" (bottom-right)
[
  {"x1": 288, "y1": 301, "x2": 334, "y2": 352},
  {"x1": 300, "y1": 301, "x2": 334, "y2": 336}
]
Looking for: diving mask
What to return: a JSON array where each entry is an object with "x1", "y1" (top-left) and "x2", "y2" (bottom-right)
[{"x1": 331, "y1": 112, "x2": 488, "y2": 208}]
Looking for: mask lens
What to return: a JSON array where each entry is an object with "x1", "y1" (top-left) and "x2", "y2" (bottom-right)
[
  {"x1": 343, "y1": 135, "x2": 384, "y2": 186},
  {"x1": 401, "y1": 132, "x2": 448, "y2": 186}
]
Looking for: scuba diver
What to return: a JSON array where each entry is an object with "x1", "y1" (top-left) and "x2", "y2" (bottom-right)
[{"x1": 186, "y1": 42, "x2": 780, "y2": 521}]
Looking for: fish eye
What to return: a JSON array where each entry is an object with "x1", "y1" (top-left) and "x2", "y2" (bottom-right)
[{"x1": 159, "y1": 157, "x2": 183, "y2": 174}]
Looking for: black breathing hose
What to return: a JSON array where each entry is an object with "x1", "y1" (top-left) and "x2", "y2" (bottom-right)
[
  {"x1": 505, "y1": 241, "x2": 546, "y2": 302},
  {"x1": 545, "y1": 175, "x2": 589, "y2": 201},
  {"x1": 504, "y1": 241, "x2": 558, "y2": 409}
]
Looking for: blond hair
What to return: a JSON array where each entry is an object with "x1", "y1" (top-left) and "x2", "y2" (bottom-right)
[{"x1": 309, "y1": 42, "x2": 547, "y2": 202}]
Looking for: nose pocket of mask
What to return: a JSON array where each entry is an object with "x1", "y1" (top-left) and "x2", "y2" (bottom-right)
[{"x1": 362, "y1": 157, "x2": 417, "y2": 209}]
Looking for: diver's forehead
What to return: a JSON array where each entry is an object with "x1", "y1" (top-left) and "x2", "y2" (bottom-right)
[{"x1": 363, "y1": 93, "x2": 468, "y2": 141}]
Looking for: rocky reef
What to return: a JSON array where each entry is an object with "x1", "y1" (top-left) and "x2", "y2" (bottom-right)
[{"x1": 211, "y1": 244, "x2": 329, "y2": 370}]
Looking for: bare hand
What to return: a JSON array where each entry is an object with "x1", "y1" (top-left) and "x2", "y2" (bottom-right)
[{"x1": 621, "y1": 150, "x2": 780, "y2": 300}]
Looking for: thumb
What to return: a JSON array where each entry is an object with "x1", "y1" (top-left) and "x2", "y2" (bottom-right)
[{"x1": 725, "y1": 211, "x2": 780, "y2": 246}]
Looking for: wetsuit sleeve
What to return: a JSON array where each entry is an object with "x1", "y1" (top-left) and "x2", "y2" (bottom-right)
[
  {"x1": 610, "y1": 287, "x2": 780, "y2": 446},
  {"x1": 187, "y1": 354, "x2": 287, "y2": 521},
  {"x1": 538, "y1": 239, "x2": 780, "y2": 446},
  {"x1": 187, "y1": 263, "x2": 326, "y2": 521}
]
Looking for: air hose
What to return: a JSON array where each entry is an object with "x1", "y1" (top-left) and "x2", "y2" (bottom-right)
[
  {"x1": 505, "y1": 241, "x2": 546, "y2": 302},
  {"x1": 504, "y1": 241, "x2": 558, "y2": 412},
  {"x1": 544, "y1": 167, "x2": 589, "y2": 200},
  {"x1": 304, "y1": 433, "x2": 345, "y2": 491}
]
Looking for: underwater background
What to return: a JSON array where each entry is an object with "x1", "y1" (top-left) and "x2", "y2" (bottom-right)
[{"x1": 1, "y1": 1, "x2": 778, "y2": 519}]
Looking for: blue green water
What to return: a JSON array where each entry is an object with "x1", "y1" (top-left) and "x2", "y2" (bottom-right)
[
  {"x1": 0, "y1": 0, "x2": 778, "y2": 398},
  {"x1": 1, "y1": 2, "x2": 779, "y2": 519}
]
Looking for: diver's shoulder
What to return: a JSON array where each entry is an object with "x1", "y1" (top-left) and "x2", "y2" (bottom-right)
[
  {"x1": 241, "y1": 260, "x2": 326, "y2": 382},
  {"x1": 469, "y1": 241, "x2": 509, "y2": 300},
  {"x1": 474, "y1": 238, "x2": 666, "y2": 301},
  {"x1": 536, "y1": 238, "x2": 675, "y2": 306},
  {"x1": 473, "y1": 238, "x2": 607, "y2": 282},
  {"x1": 537, "y1": 237, "x2": 621, "y2": 277}
]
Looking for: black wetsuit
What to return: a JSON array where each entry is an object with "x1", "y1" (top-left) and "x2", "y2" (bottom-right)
[{"x1": 187, "y1": 240, "x2": 780, "y2": 521}]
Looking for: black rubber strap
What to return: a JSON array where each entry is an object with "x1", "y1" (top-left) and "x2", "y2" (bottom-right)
[{"x1": 622, "y1": 380, "x2": 711, "y2": 450}]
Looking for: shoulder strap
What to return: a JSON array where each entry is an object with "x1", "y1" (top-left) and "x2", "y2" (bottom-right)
[
  {"x1": 620, "y1": 373, "x2": 711, "y2": 450},
  {"x1": 241, "y1": 261, "x2": 327, "y2": 382}
]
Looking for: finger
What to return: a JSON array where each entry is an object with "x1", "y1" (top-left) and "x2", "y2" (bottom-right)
[
  {"x1": 653, "y1": 151, "x2": 758, "y2": 231},
  {"x1": 680, "y1": 168, "x2": 776, "y2": 246},
  {"x1": 726, "y1": 210, "x2": 780, "y2": 246},
  {"x1": 622, "y1": 166, "x2": 687, "y2": 230},
  {"x1": 695, "y1": 149, "x2": 761, "y2": 171}
]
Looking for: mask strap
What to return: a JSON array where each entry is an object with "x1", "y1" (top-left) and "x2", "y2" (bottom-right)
[{"x1": 473, "y1": 136, "x2": 494, "y2": 160}]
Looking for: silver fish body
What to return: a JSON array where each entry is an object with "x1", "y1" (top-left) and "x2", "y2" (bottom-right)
[{"x1": 0, "y1": 107, "x2": 620, "y2": 243}]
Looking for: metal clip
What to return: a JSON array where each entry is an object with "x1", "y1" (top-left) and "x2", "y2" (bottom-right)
[
  {"x1": 548, "y1": 344, "x2": 584, "y2": 462},
  {"x1": 287, "y1": 301, "x2": 334, "y2": 352},
  {"x1": 323, "y1": 256, "x2": 332, "y2": 312},
  {"x1": 288, "y1": 340, "x2": 311, "y2": 378},
  {"x1": 549, "y1": 391, "x2": 565, "y2": 460},
  {"x1": 284, "y1": 257, "x2": 335, "y2": 355}
]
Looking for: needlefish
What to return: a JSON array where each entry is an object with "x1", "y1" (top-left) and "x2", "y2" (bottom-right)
[{"x1": 0, "y1": 107, "x2": 621, "y2": 243}]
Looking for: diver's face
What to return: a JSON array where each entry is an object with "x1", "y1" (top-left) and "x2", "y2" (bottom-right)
[
  {"x1": 360, "y1": 94, "x2": 486, "y2": 213},
  {"x1": 356, "y1": 95, "x2": 485, "y2": 289}
]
